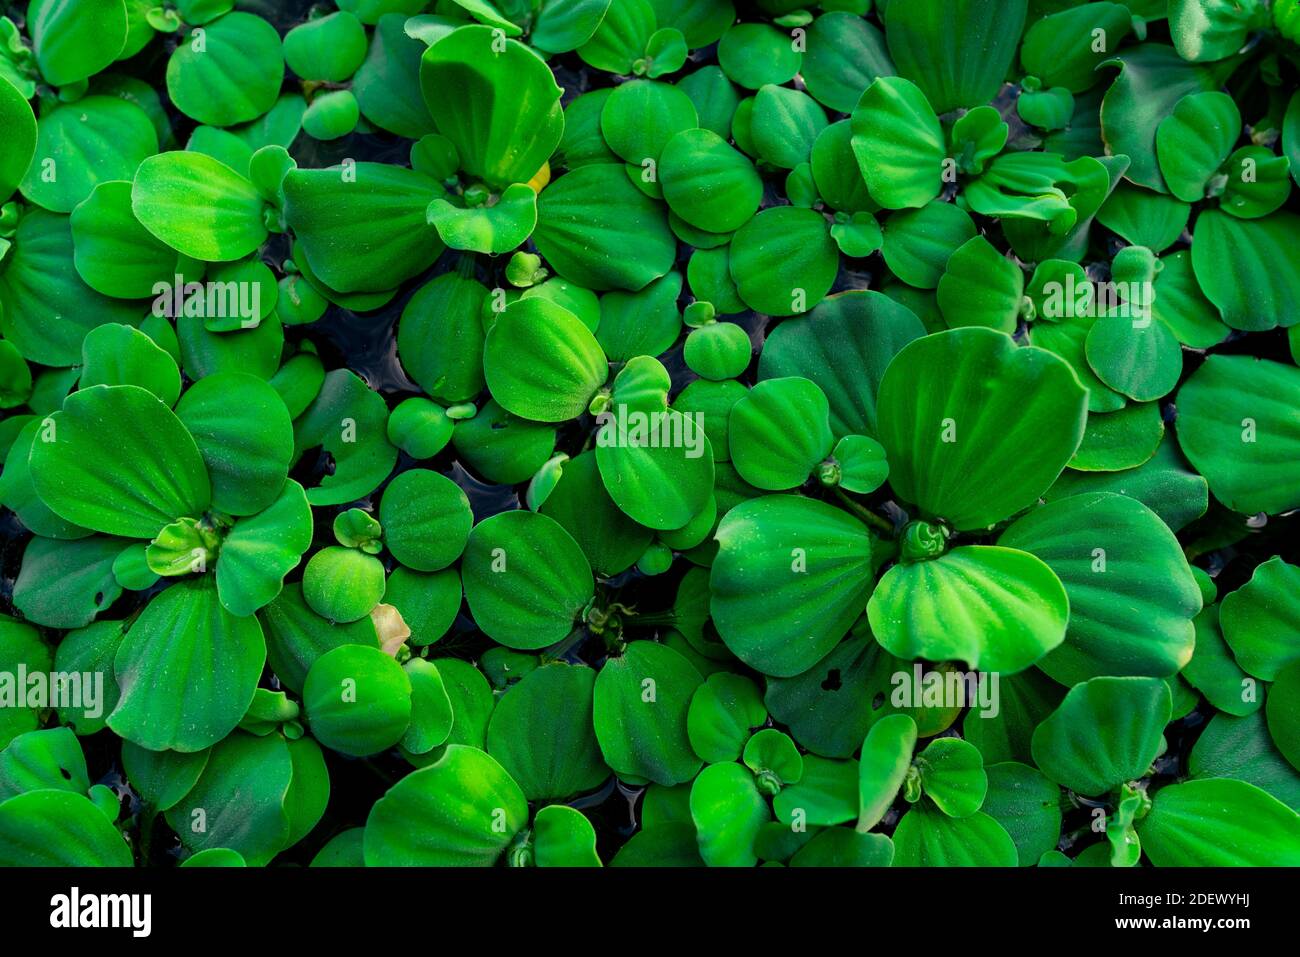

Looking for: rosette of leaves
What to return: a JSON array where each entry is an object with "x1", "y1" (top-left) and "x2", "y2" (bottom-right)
[{"x1": 14, "y1": 374, "x2": 310, "y2": 751}]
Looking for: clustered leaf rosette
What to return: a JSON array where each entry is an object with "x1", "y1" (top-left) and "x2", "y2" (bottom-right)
[{"x1": 0, "y1": 0, "x2": 1298, "y2": 870}]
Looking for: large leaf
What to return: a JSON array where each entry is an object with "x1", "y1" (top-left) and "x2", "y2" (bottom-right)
[
  {"x1": 1190, "y1": 211, "x2": 1300, "y2": 332},
  {"x1": 1176, "y1": 354, "x2": 1300, "y2": 515},
  {"x1": 132, "y1": 151, "x2": 267, "y2": 262},
  {"x1": 483, "y1": 297, "x2": 607, "y2": 422},
  {"x1": 876, "y1": 327, "x2": 1088, "y2": 530},
  {"x1": 420, "y1": 26, "x2": 563, "y2": 189},
  {"x1": 175, "y1": 372, "x2": 293, "y2": 516},
  {"x1": 29, "y1": 384, "x2": 211, "y2": 538},
  {"x1": 12, "y1": 534, "x2": 125, "y2": 629},
  {"x1": 534, "y1": 164, "x2": 676, "y2": 292},
  {"x1": 486, "y1": 663, "x2": 608, "y2": 802},
  {"x1": 868, "y1": 545, "x2": 1068, "y2": 674},
  {"x1": 1030, "y1": 676, "x2": 1171, "y2": 796},
  {"x1": 593, "y1": 640, "x2": 703, "y2": 786},
  {"x1": 1138, "y1": 779, "x2": 1300, "y2": 866},
  {"x1": 729, "y1": 205, "x2": 839, "y2": 316},
  {"x1": 759, "y1": 291, "x2": 925, "y2": 439},
  {"x1": 166, "y1": 11, "x2": 285, "y2": 127},
  {"x1": 461, "y1": 510, "x2": 594, "y2": 650},
  {"x1": 216, "y1": 480, "x2": 313, "y2": 617},
  {"x1": 109, "y1": 577, "x2": 266, "y2": 752},
  {"x1": 29, "y1": 0, "x2": 129, "y2": 87},
  {"x1": 22, "y1": 95, "x2": 158, "y2": 215},
  {"x1": 0, "y1": 76, "x2": 35, "y2": 200},
  {"x1": 1000, "y1": 492, "x2": 1201, "y2": 684},
  {"x1": 892, "y1": 805, "x2": 1017, "y2": 866},
  {"x1": 282, "y1": 163, "x2": 443, "y2": 294},
  {"x1": 364, "y1": 745, "x2": 527, "y2": 866},
  {"x1": 163, "y1": 732, "x2": 292, "y2": 866},
  {"x1": 0, "y1": 790, "x2": 133, "y2": 866},
  {"x1": 396, "y1": 272, "x2": 487, "y2": 403},
  {"x1": 711, "y1": 495, "x2": 873, "y2": 678},
  {"x1": 884, "y1": 0, "x2": 1026, "y2": 114},
  {"x1": 1219, "y1": 557, "x2": 1300, "y2": 681},
  {"x1": 850, "y1": 77, "x2": 943, "y2": 210}
]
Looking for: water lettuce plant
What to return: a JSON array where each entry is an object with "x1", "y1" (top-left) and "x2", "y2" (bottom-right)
[{"x1": 0, "y1": 0, "x2": 1298, "y2": 871}]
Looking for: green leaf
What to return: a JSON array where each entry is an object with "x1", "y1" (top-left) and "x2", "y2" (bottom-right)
[
  {"x1": 915, "y1": 737, "x2": 986, "y2": 818},
  {"x1": 1030, "y1": 676, "x2": 1171, "y2": 796},
  {"x1": 711, "y1": 495, "x2": 873, "y2": 677},
  {"x1": 365, "y1": 746, "x2": 528, "y2": 866},
  {"x1": 936, "y1": 235, "x2": 1025, "y2": 334},
  {"x1": 980, "y1": 762, "x2": 1062, "y2": 866},
  {"x1": 22, "y1": 96, "x2": 158, "y2": 214},
  {"x1": 884, "y1": 0, "x2": 1026, "y2": 114},
  {"x1": 110, "y1": 577, "x2": 266, "y2": 752},
  {"x1": 850, "y1": 77, "x2": 943, "y2": 210},
  {"x1": 486, "y1": 662, "x2": 608, "y2": 802},
  {"x1": 892, "y1": 805, "x2": 1017, "y2": 866},
  {"x1": 396, "y1": 272, "x2": 487, "y2": 404},
  {"x1": 540, "y1": 451, "x2": 652, "y2": 576},
  {"x1": 216, "y1": 479, "x2": 313, "y2": 617},
  {"x1": 1000, "y1": 493, "x2": 1201, "y2": 684},
  {"x1": 759, "y1": 291, "x2": 924, "y2": 439},
  {"x1": 1098, "y1": 44, "x2": 1222, "y2": 192},
  {"x1": 880, "y1": 201, "x2": 976, "y2": 289},
  {"x1": 577, "y1": 0, "x2": 655, "y2": 73},
  {"x1": 659, "y1": 128, "x2": 762, "y2": 234},
  {"x1": 728, "y1": 378, "x2": 834, "y2": 491},
  {"x1": 120, "y1": 741, "x2": 208, "y2": 812},
  {"x1": 132, "y1": 151, "x2": 267, "y2": 262},
  {"x1": 533, "y1": 804, "x2": 601, "y2": 866},
  {"x1": 534, "y1": 164, "x2": 676, "y2": 292},
  {"x1": 462, "y1": 510, "x2": 594, "y2": 650},
  {"x1": 1020, "y1": 2, "x2": 1133, "y2": 93},
  {"x1": 1155, "y1": 91, "x2": 1241, "y2": 202},
  {"x1": 79, "y1": 322, "x2": 180, "y2": 408},
  {"x1": 1176, "y1": 354, "x2": 1300, "y2": 514},
  {"x1": 164, "y1": 732, "x2": 292, "y2": 866},
  {"x1": 1220, "y1": 557, "x2": 1300, "y2": 681},
  {"x1": 29, "y1": 0, "x2": 128, "y2": 87},
  {"x1": 379, "y1": 469, "x2": 472, "y2": 572},
  {"x1": 869, "y1": 545, "x2": 1068, "y2": 673},
  {"x1": 876, "y1": 327, "x2": 1087, "y2": 530},
  {"x1": 292, "y1": 369, "x2": 398, "y2": 506},
  {"x1": 729, "y1": 206, "x2": 839, "y2": 316},
  {"x1": 420, "y1": 26, "x2": 562, "y2": 190},
  {"x1": 751, "y1": 84, "x2": 827, "y2": 170},
  {"x1": 282, "y1": 11, "x2": 367, "y2": 82},
  {"x1": 857, "y1": 713, "x2": 916, "y2": 832},
  {"x1": 0, "y1": 728, "x2": 90, "y2": 801},
  {"x1": 303, "y1": 644, "x2": 412, "y2": 756},
  {"x1": 302, "y1": 546, "x2": 385, "y2": 623},
  {"x1": 483, "y1": 297, "x2": 607, "y2": 422},
  {"x1": 1169, "y1": 0, "x2": 1260, "y2": 62},
  {"x1": 30, "y1": 384, "x2": 210, "y2": 538},
  {"x1": 13, "y1": 535, "x2": 125, "y2": 629},
  {"x1": 258, "y1": 583, "x2": 379, "y2": 695},
  {"x1": 0, "y1": 76, "x2": 35, "y2": 201},
  {"x1": 166, "y1": 12, "x2": 285, "y2": 127},
  {"x1": 0, "y1": 790, "x2": 133, "y2": 866},
  {"x1": 427, "y1": 183, "x2": 536, "y2": 255},
  {"x1": 1190, "y1": 210, "x2": 1300, "y2": 331},
  {"x1": 1266, "y1": 661, "x2": 1300, "y2": 773},
  {"x1": 717, "y1": 22, "x2": 800, "y2": 89},
  {"x1": 1189, "y1": 711, "x2": 1300, "y2": 810},
  {"x1": 689, "y1": 762, "x2": 769, "y2": 867},
  {"x1": 594, "y1": 406, "x2": 715, "y2": 530},
  {"x1": 282, "y1": 163, "x2": 444, "y2": 294},
  {"x1": 801, "y1": 11, "x2": 894, "y2": 113},
  {"x1": 1138, "y1": 779, "x2": 1300, "y2": 866},
  {"x1": 175, "y1": 371, "x2": 293, "y2": 516},
  {"x1": 593, "y1": 640, "x2": 703, "y2": 786},
  {"x1": 687, "y1": 672, "x2": 767, "y2": 765},
  {"x1": 353, "y1": 12, "x2": 437, "y2": 139},
  {"x1": 532, "y1": 0, "x2": 613, "y2": 54}
]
